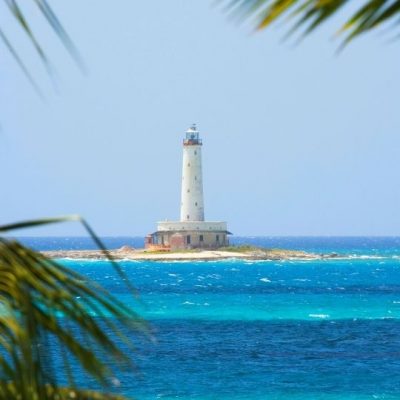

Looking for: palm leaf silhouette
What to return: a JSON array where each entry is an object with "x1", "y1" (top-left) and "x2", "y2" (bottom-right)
[
  {"x1": 223, "y1": 0, "x2": 400, "y2": 44},
  {"x1": 0, "y1": 216, "x2": 148, "y2": 400},
  {"x1": 1, "y1": 0, "x2": 84, "y2": 93}
]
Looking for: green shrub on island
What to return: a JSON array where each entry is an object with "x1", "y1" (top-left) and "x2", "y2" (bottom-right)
[
  {"x1": 144, "y1": 248, "x2": 200, "y2": 254},
  {"x1": 219, "y1": 245, "x2": 270, "y2": 253}
]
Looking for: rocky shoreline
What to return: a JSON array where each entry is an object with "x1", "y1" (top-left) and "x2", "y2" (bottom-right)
[{"x1": 42, "y1": 246, "x2": 335, "y2": 262}]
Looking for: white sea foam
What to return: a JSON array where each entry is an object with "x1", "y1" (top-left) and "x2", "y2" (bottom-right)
[
  {"x1": 309, "y1": 314, "x2": 330, "y2": 319},
  {"x1": 260, "y1": 277, "x2": 271, "y2": 283},
  {"x1": 207, "y1": 274, "x2": 221, "y2": 279},
  {"x1": 310, "y1": 254, "x2": 393, "y2": 262},
  {"x1": 120, "y1": 258, "x2": 142, "y2": 263},
  {"x1": 347, "y1": 255, "x2": 386, "y2": 260}
]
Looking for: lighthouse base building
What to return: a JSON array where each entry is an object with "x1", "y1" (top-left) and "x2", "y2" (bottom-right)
[
  {"x1": 145, "y1": 124, "x2": 230, "y2": 251},
  {"x1": 145, "y1": 221, "x2": 230, "y2": 251}
]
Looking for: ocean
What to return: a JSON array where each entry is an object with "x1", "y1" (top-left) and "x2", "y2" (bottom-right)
[{"x1": 16, "y1": 236, "x2": 400, "y2": 399}]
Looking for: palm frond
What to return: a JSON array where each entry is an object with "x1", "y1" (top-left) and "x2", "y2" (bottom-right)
[
  {"x1": 1, "y1": 0, "x2": 84, "y2": 93},
  {"x1": 4, "y1": 0, "x2": 53, "y2": 73},
  {"x1": 32, "y1": 0, "x2": 85, "y2": 71},
  {"x1": 0, "y1": 215, "x2": 137, "y2": 295},
  {"x1": 0, "y1": 27, "x2": 44, "y2": 97},
  {"x1": 0, "y1": 217, "x2": 149, "y2": 399},
  {"x1": 0, "y1": 382, "x2": 126, "y2": 399},
  {"x1": 222, "y1": 0, "x2": 400, "y2": 44}
]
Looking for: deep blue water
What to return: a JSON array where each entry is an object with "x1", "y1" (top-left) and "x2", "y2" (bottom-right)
[{"x1": 16, "y1": 237, "x2": 400, "y2": 399}]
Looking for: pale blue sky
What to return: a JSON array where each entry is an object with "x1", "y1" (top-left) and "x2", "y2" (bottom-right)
[{"x1": 1, "y1": 1, "x2": 399, "y2": 236}]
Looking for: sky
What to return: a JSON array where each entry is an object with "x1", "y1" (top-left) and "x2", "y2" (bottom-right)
[{"x1": 0, "y1": 1, "x2": 399, "y2": 237}]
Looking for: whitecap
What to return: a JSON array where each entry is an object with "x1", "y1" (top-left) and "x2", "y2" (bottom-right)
[
  {"x1": 207, "y1": 274, "x2": 221, "y2": 279},
  {"x1": 260, "y1": 277, "x2": 271, "y2": 283},
  {"x1": 309, "y1": 314, "x2": 330, "y2": 319},
  {"x1": 182, "y1": 301, "x2": 194, "y2": 305}
]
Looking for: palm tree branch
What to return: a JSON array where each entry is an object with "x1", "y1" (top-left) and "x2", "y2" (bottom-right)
[
  {"x1": 3, "y1": 0, "x2": 53, "y2": 74},
  {"x1": 32, "y1": 0, "x2": 86, "y2": 71},
  {"x1": 0, "y1": 28, "x2": 43, "y2": 97},
  {"x1": 0, "y1": 233, "x2": 147, "y2": 398},
  {"x1": 0, "y1": 215, "x2": 138, "y2": 296},
  {"x1": 222, "y1": 0, "x2": 400, "y2": 42}
]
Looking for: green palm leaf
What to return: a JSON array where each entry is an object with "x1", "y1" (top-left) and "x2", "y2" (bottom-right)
[
  {"x1": 0, "y1": 216, "x2": 149, "y2": 399},
  {"x1": 222, "y1": 0, "x2": 400, "y2": 44},
  {"x1": 1, "y1": 0, "x2": 84, "y2": 93}
]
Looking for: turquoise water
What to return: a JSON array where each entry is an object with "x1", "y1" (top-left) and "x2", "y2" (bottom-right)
[
  {"x1": 63, "y1": 257, "x2": 400, "y2": 322},
  {"x1": 20, "y1": 237, "x2": 400, "y2": 399}
]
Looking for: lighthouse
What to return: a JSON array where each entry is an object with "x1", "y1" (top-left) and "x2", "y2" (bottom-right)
[
  {"x1": 145, "y1": 124, "x2": 230, "y2": 251},
  {"x1": 180, "y1": 124, "x2": 204, "y2": 222}
]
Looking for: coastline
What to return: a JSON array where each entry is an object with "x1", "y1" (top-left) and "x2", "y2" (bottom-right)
[{"x1": 42, "y1": 247, "x2": 333, "y2": 262}]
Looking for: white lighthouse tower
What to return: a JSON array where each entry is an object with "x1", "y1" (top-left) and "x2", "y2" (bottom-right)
[
  {"x1": 180, "y1": 124, "x2": 204, "y2": 222},
  {"x1": 145, "y1": 124, "x2": 230, "y2": 250}
]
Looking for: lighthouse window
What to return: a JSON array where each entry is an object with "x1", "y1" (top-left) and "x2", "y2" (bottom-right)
[
  {"x1": 200, "y1": 235, "x2": 204, "y2": 242},
  {"x1": 194, "y1": 151, "x2": 197, "y2": 155},
  {"x1": 187, "y1": 163, "x2": 190, "y2": 167},
  {"x1": 216, "y1": 235, "x2": 220, "y2": 242},
  {"x1": 195, "y1": 202, "x2": 198, "y2": 206},
  {"x1": 195, "y1": 176, "x2": 197, "y2": 181},
  {"x1": 187, "y1": 215, "x2": 189, "y2": 220},
  {"x1": 187, "y1": 235, "x2": 191, "y2": 245},
  {"x1": 187, "y1": 189, "x2": 190, "y2": 193}
]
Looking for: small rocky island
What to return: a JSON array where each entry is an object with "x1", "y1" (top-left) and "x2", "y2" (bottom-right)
[{"x1": 43, "y1": 245, "x2": 333, "y2": 262}]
